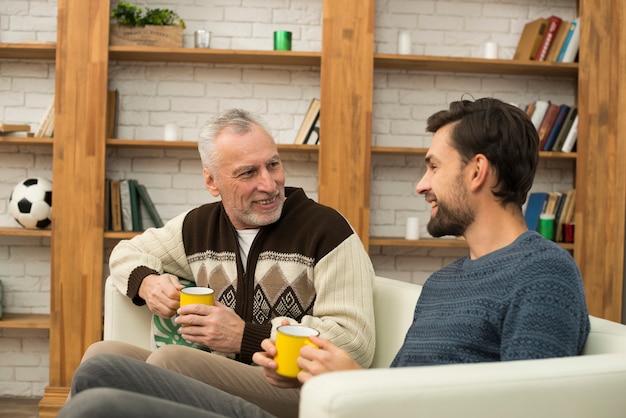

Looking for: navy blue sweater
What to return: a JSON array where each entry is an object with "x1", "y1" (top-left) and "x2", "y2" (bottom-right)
[{"x1": 391, "y1": 231, "x2": 590, "y2": 367}]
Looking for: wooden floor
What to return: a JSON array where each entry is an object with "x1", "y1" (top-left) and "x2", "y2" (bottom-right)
[{"x1": 0, "y1": 397, "x2": 40, "y2": 418}]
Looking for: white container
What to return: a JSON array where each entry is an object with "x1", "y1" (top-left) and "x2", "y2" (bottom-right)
[
  {"x1": 398, "y1": 31, "x2": 411, "y2": 55},
  {"x1": 194, "y1": 29, "x2": 211, "y2": 48},
  {"x1": 164, "y1": 123, "x2": 179, "y2": 141},
  {"x1": 405, "y1": 217, "x2": 420, "y2": 240},
  {"x1": 484, "y1": 41, "x2": 498, "y2": 59}
]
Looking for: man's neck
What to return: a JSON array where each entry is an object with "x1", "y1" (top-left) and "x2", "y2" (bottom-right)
[{"x1": 463, "y1": 208, "x2": 528, "y2": 260}]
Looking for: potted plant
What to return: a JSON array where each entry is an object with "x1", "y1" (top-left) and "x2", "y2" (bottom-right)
[{"x1": 110, "y1": 1, "x2": 186, "y2": 48}]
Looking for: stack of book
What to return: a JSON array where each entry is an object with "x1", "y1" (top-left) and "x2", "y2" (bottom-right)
[
  {"x1": 105, "y1": 179, "x2": 164, "y2": 232},
  {"x1": 523, "y1": 100, "x2": 578, "y2": 153},
  {"x1": 293, "y1": 98, "x2": 320, "y2": 145},
  {"x1": 514, "y1": 16, "x2": 580, "y2": 63},
  {"x1": 524, "y1": 189, "x2": 576, "y2": 242},
  {"x1": 35, "y1": 97, "x2": 55, "y2": 138},
  {"x1": 0, "y1": 123, "x2": 31, "y2": 136}
]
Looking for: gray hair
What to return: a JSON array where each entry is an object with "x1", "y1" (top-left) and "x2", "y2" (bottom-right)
[{"x1": 197, "y1": 109, "x2": 274, "y2": 172}]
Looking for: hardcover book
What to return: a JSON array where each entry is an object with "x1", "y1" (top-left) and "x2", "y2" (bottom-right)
[
  {"x1": 534, "y1": 15, "x2": 563, "y2": 61},
  {"x1": 537, "y1": 103, "x2": 561, "y2": 149},
  {"x1": 524, "y1": 192, "x2": 549, "y2": 231},
  {"x1": 293, "y1": 98, "x2": 321, "y2": 144},
  {"x1": 513, "y1": 18, "x2": 548, "y2": 60},
  {"x1": 542, "y1": 104, "x2": 571, "y2": 151}
]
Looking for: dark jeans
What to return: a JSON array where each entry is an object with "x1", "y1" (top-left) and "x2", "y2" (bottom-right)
[{"x1": 58, "y1": 354, "x2": 277, "y2": 418}]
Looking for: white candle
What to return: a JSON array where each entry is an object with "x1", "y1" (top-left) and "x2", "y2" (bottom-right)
[
  {"x1": 398, "y1": 31, "x2": 411, "y2": 55},
  {"x1": 484, "y1": 41, "x2": 498, "y2": 59},
  {"x1": 405, "y1": 217, "x2": 420, "y2": 240},
  {"x1": 164, "y1": 123, "x2": 179, "y2": 141}
]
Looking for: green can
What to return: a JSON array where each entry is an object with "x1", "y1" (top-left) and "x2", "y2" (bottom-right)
[
  {"x1": 274, "y1": 31, "x2": 292, "y2": 51},
  {"x1": 538, "y1": 213, "x2": 555, "y2": 241}
]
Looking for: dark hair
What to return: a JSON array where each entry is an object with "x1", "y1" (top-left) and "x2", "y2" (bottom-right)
[{"x1": 426, "y1": 98, "x2": 539, "y2": 206}]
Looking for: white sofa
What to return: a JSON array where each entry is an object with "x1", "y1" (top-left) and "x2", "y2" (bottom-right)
[{"x1": 103, "y1": 276, "x2": 626, "y2": 418}]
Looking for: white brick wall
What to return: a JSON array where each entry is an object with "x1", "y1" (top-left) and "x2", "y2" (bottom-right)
[{"x1": 0, "y1": 0, "x2": 578, "y2": 398}]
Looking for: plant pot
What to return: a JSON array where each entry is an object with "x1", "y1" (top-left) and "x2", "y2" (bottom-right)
[{"x1": 110, "y1": 24, "x2": 183, "y2": 47}]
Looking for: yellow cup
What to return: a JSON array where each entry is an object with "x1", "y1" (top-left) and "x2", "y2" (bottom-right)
[
  {"x1": 274, "y1": 325, "x2": 319, "y2": 378},
  {"x1": 180, "y1": 287, "x2": 214, "y2": 307}
]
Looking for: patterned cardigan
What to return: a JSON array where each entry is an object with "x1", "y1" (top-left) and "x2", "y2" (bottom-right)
[{"x1": 109, "y1": 187, "x2": 376, "y2": 365}]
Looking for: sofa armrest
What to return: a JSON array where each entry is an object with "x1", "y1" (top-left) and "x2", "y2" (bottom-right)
[
  {"x1": 299, "y1": 353, "x2": 626, "y2": 418},
  {"x1": 103, "y1": 276, "x2": 153, "y2": 350}
]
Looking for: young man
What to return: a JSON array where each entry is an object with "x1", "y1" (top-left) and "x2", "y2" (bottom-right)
[
  {"x1": 79, "y1": 109, "x2": 375, "y2": 417},
  {"x1": 59, "y1": 98, "x2": 589, "y2": 418}
]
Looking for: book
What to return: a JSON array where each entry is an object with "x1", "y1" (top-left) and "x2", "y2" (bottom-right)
[
  {"x1": 34, "y1": 97, "x2": 55, "y2": 138},
  {"x1": 513, "y1": 18, "x2": 548, "y2": 60},
  {"x1": 0, "y1": 123, "x2": 31, "y2": 134},
  {"x1": 545, "y1": 19, "x2": 570, "y2": 62},
  {"x1": 110, "y1": 179, "x2": 123, "y2": 231},
  {"x1": 542, "y1": 104, "x2": 570, "y2": 151},
  {"x1": 561, "y1": 114, "x2": 579, "y2": 152},
  {"x1": 524, "y1": 192, "x2": 549, "y2": 231},
  {"x1": 557, "y1": 17, "x2": 580, "y2": 63},
  {"x1": 306, "y1": 124, "x2": 320, "y2": 145},
  {"x1": 525, "y1": 102, "x2": 535, "y2": 118},
  {"x1": 543, "y1": 191, "x2": 562, "y2": 216},
  {"x1": 554, "y1": 189, "x2": 574, "y2": 241},
  {"x1": 119, "y1": 179, "x2": 133, "y2": 232},
  {"x1": 136, "y1": 183, "x2": 164, "y2": 228},
  {"x1": 530, "y1": 99, "x2": 550, "y2": 131},
  {"x1": 104, "y1": 178, "x2": 111, "y2": 231},
  {"x1": 129, "y1": 179, "x2": 142, "y2": 231},
  {"x1": 537, "y1": 103, "x2": 561, "y2": 149},
  {"x1": 106, "y1": 89, "x2": 119, "y2": 139},
  {"x1": 293, "y1": 98, "x2": 321, "y2": 144},
  {"x1": 551, "y1": 107, "x2": 577, "y2": 151},
  {"x1": 560, "y1": 17, "x2": 580, "y2": 63},
  {"x1": 534, "y1": 15, "x2": 563, "y2": 61}
]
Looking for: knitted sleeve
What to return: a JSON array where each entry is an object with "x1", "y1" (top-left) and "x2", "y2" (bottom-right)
[
  {"x1": 501, "y1": 252, "x2": 590, "y2": 360},
  {"x1": 295, "y1": 234, "x2": 376, "y2": 368},
  {"x1": 109, "y1": 211, "x2": 194, "y2": 304}
]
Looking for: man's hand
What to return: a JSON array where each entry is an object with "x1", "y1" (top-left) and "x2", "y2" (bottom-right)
[
  {"x1": 138, "y1": 274, "x2": 183, "y2": 318},
  {"x1": 175, "y1": 301, "x2": 245, "y2": 353},
  {"x1": 252, "y1": 333, "x2": 363, "y2": 388}
]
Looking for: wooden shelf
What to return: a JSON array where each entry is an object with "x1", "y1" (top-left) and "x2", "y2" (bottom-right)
[
  {"x1": 374, "y1": 54, "x2": 578, "y2": 77},
  {"x1": 370, "y1": 236, "x2": 575, "y2": 251},
  {"x1": 0, "y1": 227, "x2": 51, "y2": 237},
  {"x1": 107, "y1": 138, "x2": 319, "y2": 153},
  {"x1": 371, "y1": 146, "x2": 576, "y2": 160},
  {"x1": 109, "y1": 46, "x2": 321, "y2": 66},
  {"x1": 0, "y1": 313, "x2": 50, "y2": 329},
  {"x1": 0, "y1": 42, "x2": 56, "y2": 60},
  {"x1": 370, "y1": 236, "x2": 468, "y2": 248},
  {"x1": 0, "y1": 136, "x2": 53, "y2": 145}
]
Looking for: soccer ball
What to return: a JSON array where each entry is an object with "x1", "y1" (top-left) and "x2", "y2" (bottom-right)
[{"x1": 8, "y1": 178, "x2": 53, "y2": 229}]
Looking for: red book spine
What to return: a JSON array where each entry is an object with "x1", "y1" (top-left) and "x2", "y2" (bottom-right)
[{"x1": 534, "y1": 16, "x2": 562, "y2": 61}]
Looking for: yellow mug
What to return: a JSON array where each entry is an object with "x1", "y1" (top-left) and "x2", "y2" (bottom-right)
[
  {"x1": 179, "y1": 287, "x2": 214, "y2": 307},
  {"x1": 274, "y1": 325, "x2": 319, "y2": 378}
]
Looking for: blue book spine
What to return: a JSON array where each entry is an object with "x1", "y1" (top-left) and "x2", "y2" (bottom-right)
[
  {"x1": 543, "y1": 104, "x2": 570, "y2": 151},
  {"x1": 557, "y1": 20, "x2": 577, "y2": 62},
  {"x1": 524, "y1": 192, "x2": 549, "y2": 231}
]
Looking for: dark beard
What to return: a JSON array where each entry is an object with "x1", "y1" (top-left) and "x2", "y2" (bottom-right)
[{"x1": 427, "y1": 200, "x2": 474, "y2": 237}]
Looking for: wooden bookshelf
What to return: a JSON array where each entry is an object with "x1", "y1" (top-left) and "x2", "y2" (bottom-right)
[
  {"x1": 0, "y1": 313, "x2": 50, "y2": 329},
  {"x1": 0, "y1": 227, "x2": 51, "y2": 237},
  {"x1": 109, "y1": 46, "x2": 320, "y2": 66},
  {"x1": 374, "y1": 54, "x2": 578, "y2": 77},
  {"x1": 0, "y1": 42, "x2": 56, "y2": 60},
  {"x1": 370, "y1": 236, "x2": 575, "y2": 251},
  {"x1": 371, "y1": 146, "x2": 577, "y2": 160},
  {"x1": 107, "y1": 138, "x2": 319, "y2": 153}
]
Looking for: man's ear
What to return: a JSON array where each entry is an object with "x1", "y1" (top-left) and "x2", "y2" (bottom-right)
[
  {"x1": 468, "y1": 154, "x2": 491, "y2": 192},
  {"x1": 204, "y1": 167, "x2": 220, "y2": 197}
]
